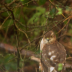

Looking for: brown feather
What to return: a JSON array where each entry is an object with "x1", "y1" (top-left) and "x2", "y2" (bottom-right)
[{"x1": 40, "y1": 31, "x2": 66, "y2": 72}]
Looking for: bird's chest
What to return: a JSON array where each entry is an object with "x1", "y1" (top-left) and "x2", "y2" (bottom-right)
[{"x1": 42, "y1": 44, "x2": 66, "y2": 63}]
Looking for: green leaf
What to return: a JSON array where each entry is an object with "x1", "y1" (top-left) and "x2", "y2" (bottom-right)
[
  {"x1": 10, "y1": 63, "x2": 17, "y2": 70},
  {"x1": 3, "y1": 19, "x2": 13, "y2": 28},
  {"x1": 58, "y1": 63, "x2": 63, "y2": 71},
  {"x1": 5, "y1": 62, "x2": 17, "y2": 70},
  {"x1": 4, "y1": 54, "x2": 14, "y2": 63},
  {"x1": 50, "y1": 8, "x2": 56, "y2": 15},
  {"x1": 58, "y1": 67, "x2": 63, "y2": 71},
  {"x1": 14, "y1": 8, "x2": 20, "y2": 18},
  {"x1": 34, "y1": 12, "x2": 41, "y2": 17},
  {"x1": 58, "y1": 63, "x2": 63, "y2": 67},
  {"x1": 34, "y1": 17, "x2": 39, "y2": 22},
  {"x1": 36, "y1": 7, "x2": 46, "y2": 14},
  {"x1": 28, "y1": 12, "x2": 41, "y2": 24},
  {"x1": 57, "y1": 8, "x2": 63, "y2": 15},
  {"x1": 20, "y1": 16, "x2": 25, "y2": 23},
  {"x1": 50, "y1": 8, "x2": 56, "y2": 17},
  {"x1": 21, "y1": 0, "x2": 29, "y2": 4},
  {"x1": 5, "y1": 63, "x2": 10, "y2": 70},
  {"x1": 28, "y1": 7, "x2": 46, "y2": 24},
  {"x1": 39, "y1": 0, "x2": 46, "y2": 5},
  {"x1": 41, "y1": 17, "x2": 47, "y2": 25}
]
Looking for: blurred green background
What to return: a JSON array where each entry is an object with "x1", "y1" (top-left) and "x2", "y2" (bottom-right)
[{"x1": 0, "y1": 0, "x2": 72, "y2": 72}]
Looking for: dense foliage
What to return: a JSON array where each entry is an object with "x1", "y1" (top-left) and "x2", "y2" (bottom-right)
[{"x1": 0, "y1": 0, "x2": 72, "y2": 72}]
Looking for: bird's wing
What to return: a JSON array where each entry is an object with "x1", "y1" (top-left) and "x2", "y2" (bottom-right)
[{"x1": 41, "y1": 42, "x2": 66, "y2": 72}]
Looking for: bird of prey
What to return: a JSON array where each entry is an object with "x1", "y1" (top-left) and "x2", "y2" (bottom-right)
[{"x1": 40, "y1": 31, "x2": 66, "y2": 72}]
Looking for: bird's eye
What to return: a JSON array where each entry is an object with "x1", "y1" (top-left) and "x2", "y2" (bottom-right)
[{"x1": 51, "y1": 36, "x2": 53, "y2": 37}]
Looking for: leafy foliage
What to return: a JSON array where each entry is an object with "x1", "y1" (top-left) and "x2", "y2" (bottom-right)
[
  {"x1": 0, "y1": 0, "x2": 72, "y2": 71},
  {"x1": 0, "y1": 54, "x2": 17, "y2": 71},
  {"x1": 28, "y1": 7, "x2": 48, "y2": 26}
]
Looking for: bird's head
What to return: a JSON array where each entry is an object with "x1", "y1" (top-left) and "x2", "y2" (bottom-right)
[
  {"x1": 40, "y1": 31, "x2": 56, "y2": 50},
  {"x1": 43, "y1": 31, "x2": 56, "y2": 44}
]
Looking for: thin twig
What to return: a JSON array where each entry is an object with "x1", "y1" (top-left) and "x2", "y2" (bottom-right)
[
  {"x1": 4, "y1": 4, "x2": 20, "y2": 72},
  {"x1": 49, "y1": 0, "x2": 66, "y2": 18},
  {"x1": 15, "y1": 24, "x2": 31, "y2": 45},
  {"x1": 63, "y1": 16, "x2": 72, "y2": 22},
  {"x1": 20, "y1": 19, "x2": 65, "y2": 51}
]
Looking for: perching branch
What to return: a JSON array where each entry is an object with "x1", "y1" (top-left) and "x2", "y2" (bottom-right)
[{"x1": 0, "y1": 42, "x2": 72, "y2": 70}]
